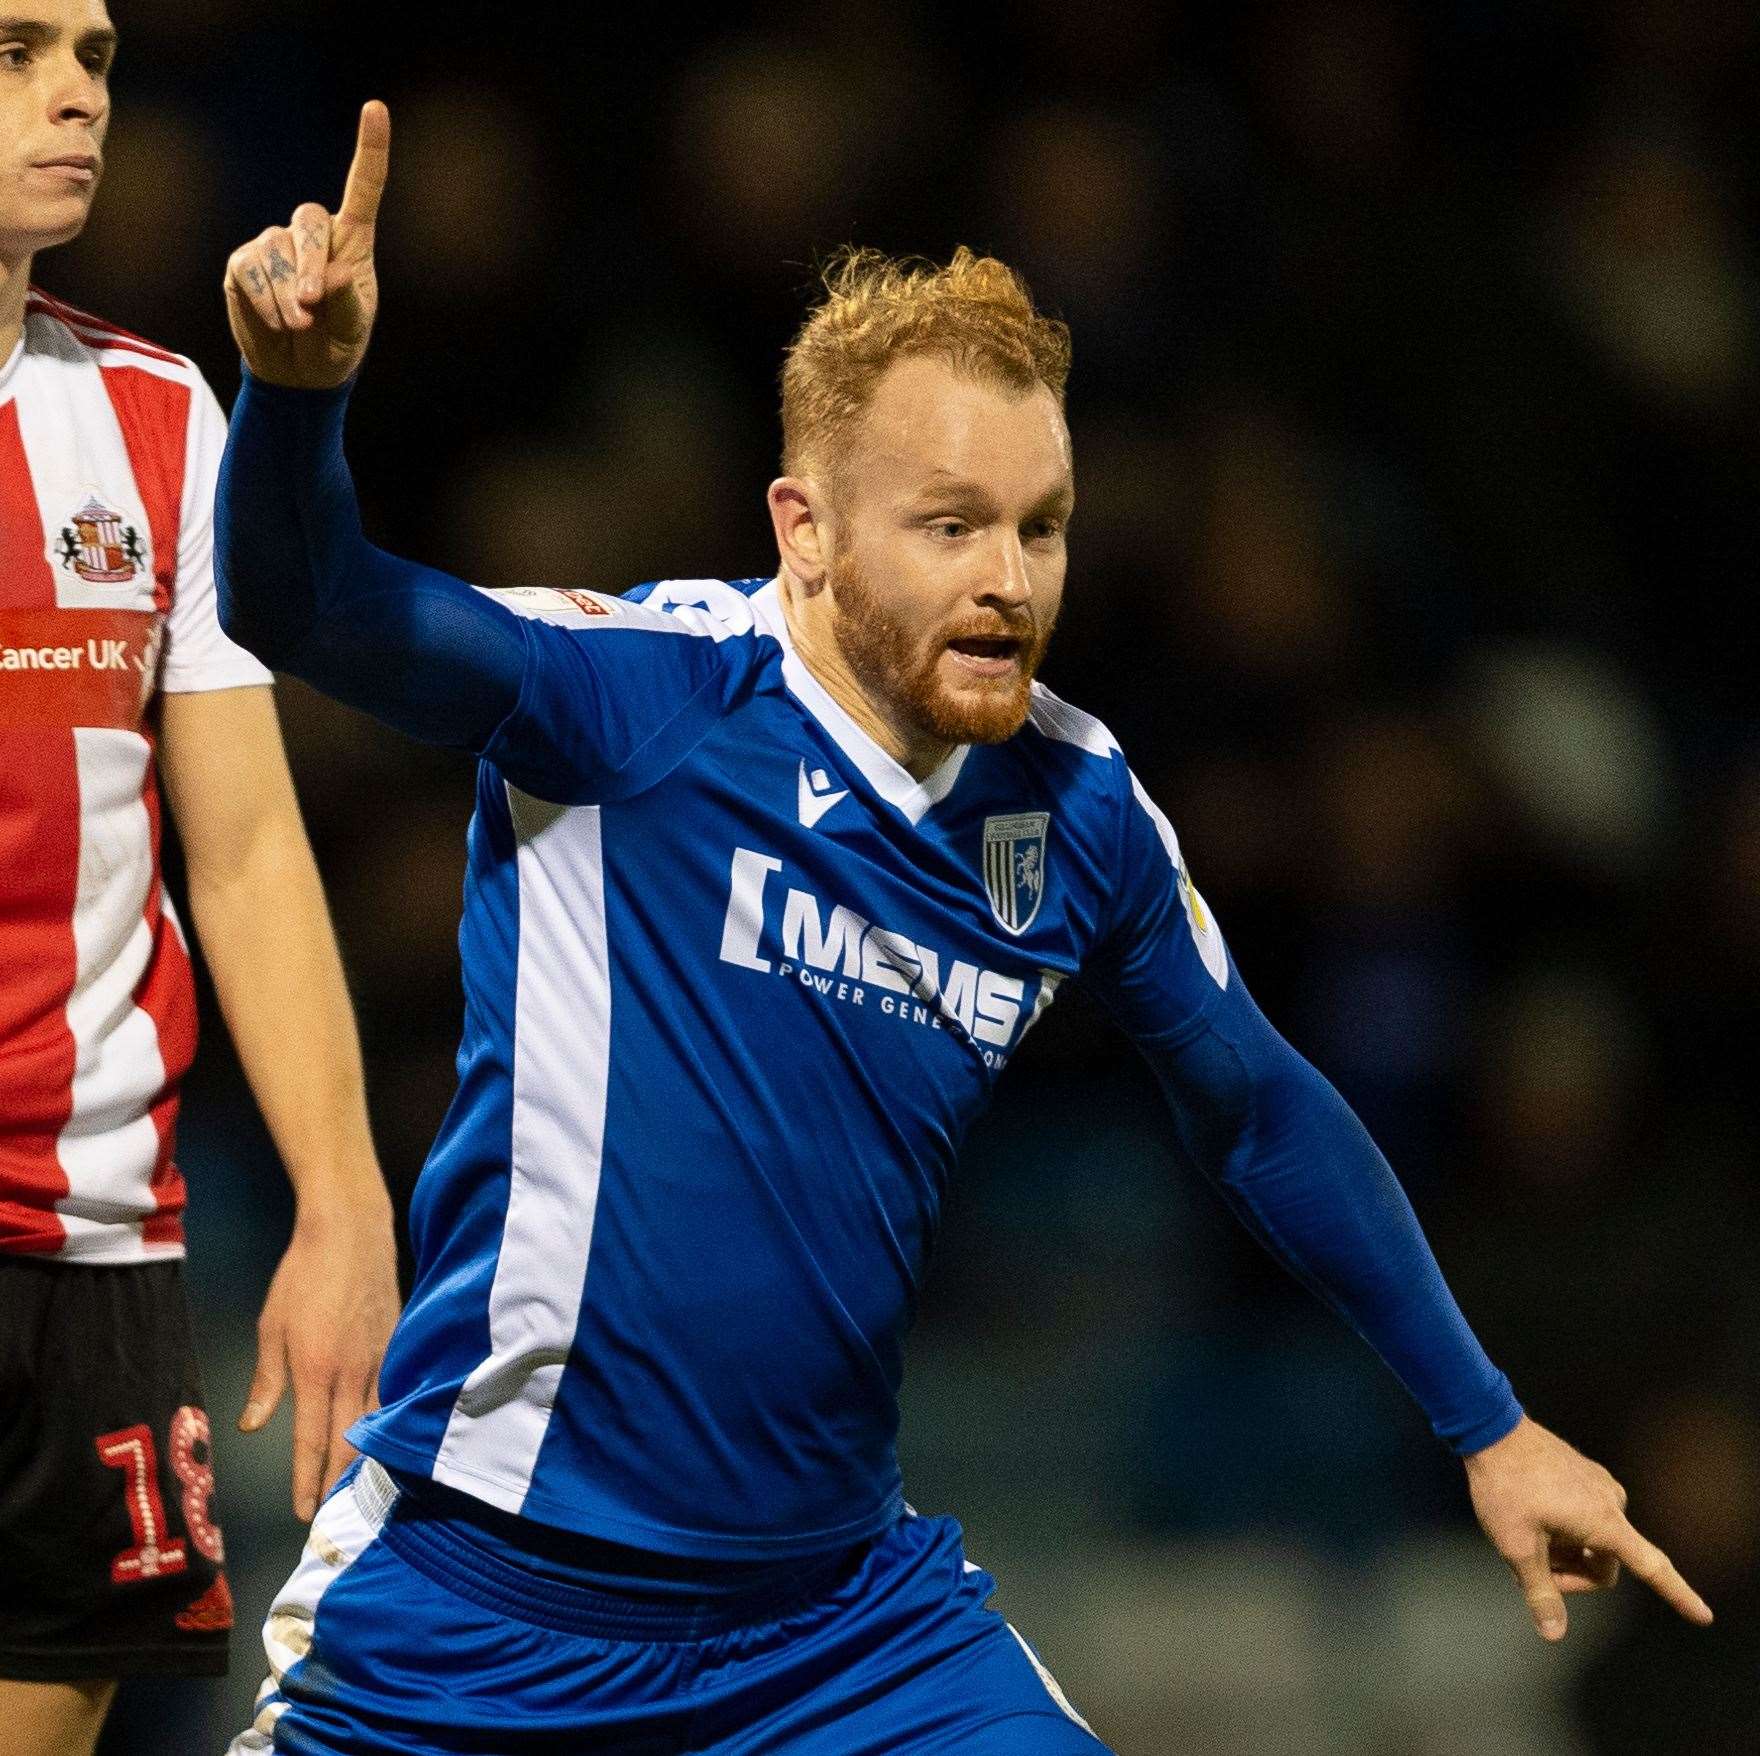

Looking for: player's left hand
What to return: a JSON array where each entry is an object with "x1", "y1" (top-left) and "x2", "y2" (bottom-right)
[
  {"x1": 238, "y1": 1203, "x2": 401, "y2": 1522},
  {"x1": 1464, "y1": 1414, "x2": 1713, "y2": 1641}
]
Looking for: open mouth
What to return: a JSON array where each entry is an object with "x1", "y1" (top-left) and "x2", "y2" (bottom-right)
[{"x1": 945, "y1": 634, "x2": 1024, "y2": 676}]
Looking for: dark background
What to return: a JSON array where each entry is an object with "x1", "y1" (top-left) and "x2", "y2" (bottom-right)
[{"x1": 42, "y1": 1, "x2": 1760, "y2": 1749}]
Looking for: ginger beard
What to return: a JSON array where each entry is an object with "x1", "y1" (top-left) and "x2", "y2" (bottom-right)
[{"x1": 824, "y1": 546, "x2": 1058, "y2": 747}]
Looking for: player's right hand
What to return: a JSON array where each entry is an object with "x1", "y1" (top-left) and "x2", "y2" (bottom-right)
[
  {"x1": 1464, "y1": 1414, "x2": 1713, "y2": 1641},
  {"x1": 224, "y1": 101, "x2": 389, "y2": 391}
]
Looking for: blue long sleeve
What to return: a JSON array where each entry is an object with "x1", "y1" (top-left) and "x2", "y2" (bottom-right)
[
  {"x1": 1138, "y1": 959, "x2": 1522, "y2": 1455},
  {"x1": 1086, "y1": 765, "x2": 1520, "y2": 1454},
  {"x1": 214, "y1": 370, "x2": 526, "y2": 750}
]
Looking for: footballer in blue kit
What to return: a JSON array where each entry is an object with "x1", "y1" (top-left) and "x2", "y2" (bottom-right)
[{"x1": 212, "y1": 104, "x2": 1711, "y2": 1754}]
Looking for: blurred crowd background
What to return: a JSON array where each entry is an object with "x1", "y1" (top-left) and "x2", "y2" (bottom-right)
[{"x1": 42, "y1": 0, "x2": 1759, "y2": 1748}]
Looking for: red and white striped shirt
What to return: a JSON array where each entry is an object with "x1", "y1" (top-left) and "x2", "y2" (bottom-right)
[{"x1": 1, "y1": 289, "x2": 271, "y2": 1263}]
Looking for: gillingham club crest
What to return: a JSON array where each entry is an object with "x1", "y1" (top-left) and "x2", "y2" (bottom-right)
[
  {"x1": 57, "y1": 496, "x2": 145, "y2": 586},
  {"x1": 982, "y1": 812, "x2": 1051, "y2": 934}
]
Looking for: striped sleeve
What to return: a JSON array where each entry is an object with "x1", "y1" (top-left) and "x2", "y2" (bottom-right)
[{"x1": 161, "y1": 370, "x2": 272, "y2": 693}]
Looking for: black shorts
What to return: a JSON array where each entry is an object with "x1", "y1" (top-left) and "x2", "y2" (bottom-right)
[{"x1": 0, "y1": 1256, "x2": 230, "y2": 1680}]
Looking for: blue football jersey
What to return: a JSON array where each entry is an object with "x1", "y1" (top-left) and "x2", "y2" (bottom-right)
[{"x1": 350, "y1": 575, "x2": 1231, "y2": 1559}]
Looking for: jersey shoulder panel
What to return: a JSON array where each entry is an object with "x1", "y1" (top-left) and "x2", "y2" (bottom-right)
[
  {"x1": 471, "y1": 577, "x2": 782, "y2": 805},
  {"x1": 471, "y1": 584, "x2": 685, "y2": 630},
  {"x1": 622, "y1": 576, "x2": 778, "y2": 636},
  {"x1": 1023, "y1": 682, "x2": 1122, "y2": 762},
  {"x1": 25, "y1": 290, "x2": 196, "y2": 382},
  {"x1": 1018, "y1": 682, "x2": 1130, "y2": 835},
  {"x1": 479, "y1": 579, "x2": 781, "y2": 649}
]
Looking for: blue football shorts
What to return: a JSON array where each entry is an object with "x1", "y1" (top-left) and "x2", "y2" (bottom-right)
[{"x1": 228, "y1": 1460, "x2": 1113, "y2": 1754}]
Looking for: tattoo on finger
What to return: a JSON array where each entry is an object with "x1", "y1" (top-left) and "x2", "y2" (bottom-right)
[
  {"x1": 242, "y1": 265, "x2": 267, "y2": 296},
  {"x1": 266, "y1": 246, "x2": 296, "y2": 283}
]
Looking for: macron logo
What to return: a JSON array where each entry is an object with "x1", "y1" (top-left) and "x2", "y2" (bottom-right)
[{"x1": 797, "y1": 761, "x2": 849, "y2": 829}]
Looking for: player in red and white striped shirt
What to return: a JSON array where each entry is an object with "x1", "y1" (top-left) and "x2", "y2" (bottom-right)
[{"x1": 0, "y1": 6, "x2": 400, "y2": 1750}]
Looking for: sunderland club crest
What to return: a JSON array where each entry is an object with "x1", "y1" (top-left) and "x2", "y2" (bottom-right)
[
  {"x1": 57, "y1": 496, "x2": 145, "y2": 585},
  {"x1": 983, "y1": 812, "x2": 1051, "y2": 934}
]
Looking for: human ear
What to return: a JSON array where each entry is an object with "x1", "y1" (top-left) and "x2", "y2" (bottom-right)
[{"x1": 767, "y1": 476, "x2": 832, "y2": 591}]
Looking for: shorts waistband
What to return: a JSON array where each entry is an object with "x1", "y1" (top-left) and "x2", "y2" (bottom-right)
[{"x1": 372, "y1": 1469, "x2": 865, "y2": 1642}]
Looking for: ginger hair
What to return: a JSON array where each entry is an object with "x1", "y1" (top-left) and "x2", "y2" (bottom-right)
[{"x1": 780, "y1": 246, "x2": 1071, "y2": 488}]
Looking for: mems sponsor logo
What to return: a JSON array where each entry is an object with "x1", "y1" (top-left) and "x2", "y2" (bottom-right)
[{"x1": 718, "y1": 846, "x2": 1061, "y2": 1068}]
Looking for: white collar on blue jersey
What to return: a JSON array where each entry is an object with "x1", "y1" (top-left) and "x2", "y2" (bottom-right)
[{"x1": 749, "y1": 577, "x2": 970, "y2": 827}]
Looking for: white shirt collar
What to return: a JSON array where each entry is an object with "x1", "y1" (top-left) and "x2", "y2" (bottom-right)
[{"x1": 749, "y1": 577, "x2": 970, "y2": 826}]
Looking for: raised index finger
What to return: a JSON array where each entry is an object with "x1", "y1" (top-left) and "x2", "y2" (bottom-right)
[{"x1": 338, "y1": 99, "x2": 390, "y2": 229}]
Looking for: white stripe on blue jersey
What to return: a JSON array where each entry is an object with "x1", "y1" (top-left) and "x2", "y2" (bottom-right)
[{"x1": 432, "y1": 788, "x2": 612, "y2": 1508}]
